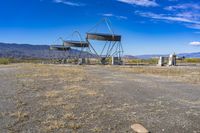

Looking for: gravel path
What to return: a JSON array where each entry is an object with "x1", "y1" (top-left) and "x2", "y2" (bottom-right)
[
  {"x1": 0, "y1": 64, "x2": 200, "y2": 133},
  {"x1": 85, "y1": 66, "x2": 200, "y2": 133}
]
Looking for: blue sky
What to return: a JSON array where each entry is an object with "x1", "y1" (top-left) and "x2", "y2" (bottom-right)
[{"x1": 0, "y1": 0, "x2": 200, "y2": 55}]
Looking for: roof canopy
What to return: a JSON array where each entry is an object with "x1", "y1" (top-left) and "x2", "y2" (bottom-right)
[
  {"x1": 86, "y1": 33, "x2": 121, "y2": 42},
  {"x1": 50, "y1": 45, "x2": 71, "y2": 51},
  {"x1": 63, "y1": 41, "x2": 89, "y2": 47}
]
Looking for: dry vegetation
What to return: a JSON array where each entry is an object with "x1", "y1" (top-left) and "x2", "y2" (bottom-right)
[
  {"x1": 0, "y1": 64, "x2": 90, "y2": 132},
  {"x1": 0, "y1": 58, "x2": 12, "y2": 65},
  {"x1": 1, "y1": 64, "x2": 134, "y2": 132},
  {"x1": 111, "y1": 66, "x2": 200, "y2": 84},
  {"x1": 1, "y1": 63, "x2": 200, "y2": 132}
]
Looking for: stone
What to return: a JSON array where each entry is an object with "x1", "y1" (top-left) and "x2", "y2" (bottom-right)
[{"x1": 131, "y1": 124, "x2": 149, "y2": 133}]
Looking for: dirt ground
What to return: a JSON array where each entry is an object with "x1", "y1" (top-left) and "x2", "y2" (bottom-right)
[{"x1": 0, "y1": 64, "x2": 200, "y2": 133}]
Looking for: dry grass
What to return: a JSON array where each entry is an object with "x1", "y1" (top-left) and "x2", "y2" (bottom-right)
[
  {"x1": 42, "y1": 120, "x2": 65, "y2": 131},
  {"x1": 44, "y1": 90, "x2": 60, "y2": 98},
  {"x1": 91, "y1": 127, "x2": 102, "y2": 132},
  {"x1": 0, "y1": 112, "x2": 7, "y2": 118},
  {"x1": 85, "y1": 90, "x2": 98, "y2": 96},
  {"x1": 1, "y1": 63, "x2": 200, "y2": 132},
  {"x1": 41, "y1": 114, "x2": 66, "y2": 132},
  {"x1": 42, "y1": 97, "x2": 67, "y2": 107},
  {"x1": 10, "y1": 111, "x2": 29, "y2": 122},
  {"x1": 62, "y1": 104, "x2": 76, "y2": 111},
  {"x1": 67, "y1": 85, "x2": 85, "y2": 94},
  {"x1": 16, "y1": 64, "x2": 85, "y2": 81},
  {"x1": 67, "y1": 122, "x2": 82, "y2": 130},
  {"x1": 63, "y1": 113, "x2": 77, "y2": 120},
  {"x1": 16, "y1": 99, "x2": 27, "y2": 109},
  {"x1": 2, "y1": 63, "x2": 104, "y2": 132},
  {"x1": 113, "y1": 66, "x2": 200, "y2": 84}
]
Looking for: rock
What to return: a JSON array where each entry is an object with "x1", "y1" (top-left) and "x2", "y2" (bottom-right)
[{"x1": 131, "y1": 124, "x2": 149, "y2": 133}]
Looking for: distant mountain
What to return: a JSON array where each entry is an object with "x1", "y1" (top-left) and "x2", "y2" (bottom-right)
[
  {"x1": 134, "y1": 54, "x2": 166, "y2": 59},
  {"x1": 123, "y1": 55, "x2": 137, "y2": 59},
  {"x1": 0, "y1": 42, "x2": 92, "y2": 59},
  {"x1": 133, "y1": 52, "x2": 200, "y2": 59},
  {"x1": 0, "y1": 42, "x2": 200, "y2": 59},
  {"x1": 177, "y1": 52, "x2": 200, "y2": 58}
]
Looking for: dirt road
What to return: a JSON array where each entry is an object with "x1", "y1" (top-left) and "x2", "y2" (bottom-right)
[{"x1": 0, "y1": 64, "x2": 200, "y2": 133}]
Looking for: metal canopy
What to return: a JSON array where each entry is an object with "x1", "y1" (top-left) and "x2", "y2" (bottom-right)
[
  {"x1": 50, "y1": 19, "x2": 123, "y2": 65},
  {"x1": 63, "y1": 40, "x2": 89, "y2": 47},
  {"x1": 86, "y1": 33, "x2": 121, "y2": 41},
  {"x1": 50, "y1": 45, "x2": 71, "y2": 51},
  {"x1": 85, "y1": 18, "x2": 123, "y2": 64},
  {"x1": 50, "y1": 31, "x2": 91, "y2": 64}
]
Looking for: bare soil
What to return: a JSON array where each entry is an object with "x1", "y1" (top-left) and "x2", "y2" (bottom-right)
[{"x1": 0, "y1": 64, "x2": 200, "y2": 133}]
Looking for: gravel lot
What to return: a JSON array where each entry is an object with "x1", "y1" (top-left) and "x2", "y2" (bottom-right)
[{"x1": 0, "y1": 64, "x2": 200, "y2": 133}]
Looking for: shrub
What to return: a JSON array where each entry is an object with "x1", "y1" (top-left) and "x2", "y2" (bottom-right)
[
  {"x1": 184, "y1": 58, "x2": 200, "y2": 63},
  {"x1": 0, "y1": 58, "x2": 10, "y2": 65}
]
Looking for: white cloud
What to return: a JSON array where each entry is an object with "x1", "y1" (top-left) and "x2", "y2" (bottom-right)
[
  {"x1": 101, "y1": 13, "x2": 127, "y2": 20},
  {"x1": 186, "y1": 24, "x2": 200, "y2": 30},
  {"x1": 135, "y1": 11, "x2": 200, "y2": 29},
  {"x1": 168, "y1": 0, "x2": 178, "y2": 1},
  {"x1": 176, "y1": 12, "x2": 199, "y2": 20},
  {"x1": 102, "y1": 14, "x2": 114, "y2": 17},
  {"x1": 164, "y1": 4, "x2": 200, "y2": 23},
  {"x1": 117, "y1": 0, "x2": 158, "y2": 7},
  {"x1": 118, "y1": 16, "x2": 128, "y2": 19},
  {"x1": 158, "y1": 3, "x2": 200, "y2": 30},
  {"x1": 165, "y1": 4, "x2": 200, "y2": 11},
  {"x1": 136, "y1": 11, "x2": 200, "y2": 24},
  {"x1": 189, "y1": 41, "x2": 200, "y2": 46},
  {"x1": 53, "y1": 0, "x2": 84, "y2": 6}
]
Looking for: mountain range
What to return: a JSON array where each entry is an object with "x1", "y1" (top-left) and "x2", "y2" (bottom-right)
[
  {"x1": 0, "y1": 42, "x2": 89, "y2": 59},
  {"x1": 133, "y1": 52, "x2": 200, "y2": 59},
  {"x1": 0, "y1": 42, "x2": 200, "y2": 59}
]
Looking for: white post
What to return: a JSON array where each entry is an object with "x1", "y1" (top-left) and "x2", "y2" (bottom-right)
[
  {"x1": 168, "y1": 54, "x2": 176, "y2": 66},
  {"x1": 158, "y1": 56, "x2": 164, "y2": 66}
]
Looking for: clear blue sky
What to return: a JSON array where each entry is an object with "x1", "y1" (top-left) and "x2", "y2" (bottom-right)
[{"x1": 0, "y1": 0, "x2": 200, "y2": 55}]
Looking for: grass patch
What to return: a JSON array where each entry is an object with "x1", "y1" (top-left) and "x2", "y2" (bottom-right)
[
  {"x1": 182, "y1": 58, "x2": 200, "y2": 63},
  {"x1": 115, "y1": 66, "x2": 200, "y2": 84},
  {"x1": 67, "y1": 122, "x2": 81, "y2": 130},
  {"x1": 63, "y1": 113, "x2": 77, "y2": 120},
  {"x1": 42, "y1": 97, "x2": 66, "y2": 107},
  {"x1": 85, "y1": 90, "x2": 98, "y2": 96},
  {"x1": 0, "y1": 58, "x2": 12, "y2": 64},
  {"x1": 42, "y1": 114, "x2": 66, "y2": 132},
  {"x1": 125, "y1": 58, "x2": 158, "y2": 65},
  {"x1": 44, "y1": 90, "x2": 60, "y2": 98},
  {"x1": 10, "y1": 111, "x2": 29, "y2": 122}
]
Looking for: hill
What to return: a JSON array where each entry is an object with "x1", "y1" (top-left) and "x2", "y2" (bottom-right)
[
  {"x1": 0, "y1": 42, "x2": 87, "y2": 59},
  {"x1": 132, "y1": 53, "x2": 200, "y2": 59},
  {"x1": 0, "y1": 42, "x2": 200, "y2": 59}
]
